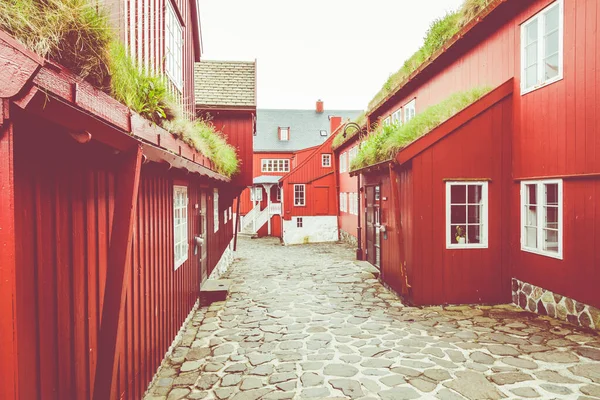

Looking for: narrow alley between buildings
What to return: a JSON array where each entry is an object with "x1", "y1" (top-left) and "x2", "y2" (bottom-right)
[{"x1": 146, "y1": 238, "x2": 600, "y2": 400}]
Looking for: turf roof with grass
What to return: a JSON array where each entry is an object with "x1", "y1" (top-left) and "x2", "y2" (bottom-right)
[
  {"x1": 350, "y1": 86, "x2": 492, "y2": 171},
  {"x1": 0, "y1": 0, "x2": 239, "y2": 177},
  {"x1": 332, "y1": 0, "x2": 494, "y2": 151}
]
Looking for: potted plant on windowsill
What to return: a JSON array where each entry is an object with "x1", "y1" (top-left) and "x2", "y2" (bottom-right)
[{"x1": 455, "y1": 226, "x2": 466, "y2": 244}]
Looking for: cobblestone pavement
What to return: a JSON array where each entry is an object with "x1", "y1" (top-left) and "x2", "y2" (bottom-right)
[{"x1": 146, "y1": 237, "x2": 600, "y2": 400}]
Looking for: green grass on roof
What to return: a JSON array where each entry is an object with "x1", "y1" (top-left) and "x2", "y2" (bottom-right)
[
  {"x1": 352, "y1": 86, "x2": 492, "y2": 170},
  {"x1": 0, "y1": 0, "x2": 240, "y2": 178},
  {"x1": 331, "y1": 111, "x2": 368, "y2": 150},
  {"x1": 367, "y1": 0, "x2": 493, "y2": 112}
]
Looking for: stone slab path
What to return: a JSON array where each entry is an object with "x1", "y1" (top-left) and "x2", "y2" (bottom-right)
[{"x1": 146, "y1": 237, "x2": 600, "y2": 400}]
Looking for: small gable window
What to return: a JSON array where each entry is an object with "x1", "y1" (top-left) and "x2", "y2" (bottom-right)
[
  {"x1": 322, "y1": 154, "x2": 332, "y2": 167},
  {"x1": 279, "y1": 127, "x2": 290, "y2": 141}
]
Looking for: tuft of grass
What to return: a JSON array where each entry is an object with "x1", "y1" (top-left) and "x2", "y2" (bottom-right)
[
  {"x1": 459, "y1": 0, "x2": 493, "y2": 27},
  {"x1": 0, "y1": 0, "x2": 240, "y2": 177},
  {"x1": 0, "y1": 0, "x2": 113, "y2": 88},
  {"x1": 367, "y1": 0, "x2": 494, "y2": 112},
  {"x1": 352, "y1": 86, "x2": 492, "y2": 170},
  {"x1": 109, "y1": 42, "x2": 177, "y2": 124},
  {"x1": 332, "y1": 111, "x2": 367, "y2": 149},
  {"x1": 162, "y1": 117, "x2": 240, "y2": 177}
]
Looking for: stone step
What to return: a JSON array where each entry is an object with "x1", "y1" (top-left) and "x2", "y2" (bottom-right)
[
  {"x1": 199, "y1": 279, "x2": 232, "y2": 306},
  {"x1": 238, "y1": 231, "x2": 258, "y2": 238},
  {"x1": 355, "y1": 260, "x2": 380, "y2": 279}
]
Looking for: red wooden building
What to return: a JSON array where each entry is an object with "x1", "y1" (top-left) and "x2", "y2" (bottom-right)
[
  {"x1": 346, "y1": 0, "x2": 600, "y2": 330},
  {"x1": 238, "y1": 102, "x2": 361, "y2": 243},
  {"x1": 0, "y1": 1, "x2": 253, "y2": 399}
]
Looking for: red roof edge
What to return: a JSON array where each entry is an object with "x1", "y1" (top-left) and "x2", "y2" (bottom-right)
[
  {"x1": 367, "y1": 0, "x2": 510, "y2": 116},
  {"x1": 395, "y1": 78, "x2": 514, "y2": 165}
]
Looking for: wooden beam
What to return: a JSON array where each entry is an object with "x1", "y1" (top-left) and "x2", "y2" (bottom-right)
[
  {"x1": 93, "y1": 145, "x2": 143, "y2": 400},
  {"x1": 0, "y1": 101, "x2": 18, "y2": 400},
  {"x1": 388, "y1": 164, "x2": 410, "y2": 296}
]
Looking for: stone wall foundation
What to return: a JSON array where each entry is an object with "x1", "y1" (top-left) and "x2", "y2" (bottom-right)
[
  {"x1": 339, "y1": 230, "x2": 358, "y2": 247},
  {"x1": 512, "y1": 278, "x2": 600, "y2": 330}
]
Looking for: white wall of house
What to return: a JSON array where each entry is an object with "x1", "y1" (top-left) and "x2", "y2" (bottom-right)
[{"x1": 282, "y1": 216, "x2": 338, "y2": 245}]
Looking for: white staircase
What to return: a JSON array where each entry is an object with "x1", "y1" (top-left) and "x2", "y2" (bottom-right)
[{"x1": 240, "y1": 204, "x2": 270, "y2": 235}]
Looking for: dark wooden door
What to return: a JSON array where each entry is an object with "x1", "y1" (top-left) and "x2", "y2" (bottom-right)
[{"x1": 365, "y1": 185, "x2": 381, "y2": 268}]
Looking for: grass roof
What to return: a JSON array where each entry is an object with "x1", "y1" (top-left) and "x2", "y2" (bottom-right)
[
  {"x1": 331, "y1": 111, "x2": 368, "y2": 150},
  {"x1": 0, "y1": 0, "x2": 239, "y2": 177},
  {"x1": 351, "y1": 86, "x2": 492, "y2": 170},
  {"x1": 366, "y1": 0, "x2": 493, "y2": 112}
]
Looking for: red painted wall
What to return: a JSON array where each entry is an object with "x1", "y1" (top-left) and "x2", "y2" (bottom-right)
[
  {"x1": 336, "y1": 138, "x2": 360, "y2": 239},
  {"x1": 204, "y1": 110, "x2": 255, "y2": 189},
  {"x1": 365, "y1": 0, "x2": 600, "y2": 308},
  {"x1": 10, "y1": 110, "x2": 234, "y2": 399}
]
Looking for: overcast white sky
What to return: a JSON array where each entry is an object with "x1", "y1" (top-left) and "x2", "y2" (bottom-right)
[{"x1": 198, "y1": 0, "x2": 464, "y2": 111}]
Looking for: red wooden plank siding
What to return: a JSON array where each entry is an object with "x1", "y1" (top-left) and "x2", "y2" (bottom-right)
[{"x1": 9, "y1": 98, "x2": 237, "y2": 398}]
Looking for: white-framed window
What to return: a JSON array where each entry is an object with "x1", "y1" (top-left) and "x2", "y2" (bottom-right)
[
  {"x1": 213, "y1": 188, "x2": 219, "y2": 233},
  {"x1": 348, "y1": 146, "x2": 358, "y2": 166},
  {"x1": 446, "y1": 182, "x2": 488, "y2": 249},
  {"x1": 339, "y1": 152, "x2": 348, "y2": 173},
  {"x1": 173, "y1": 185, "x2": 188, "y2": 269},
  {"x1": 391, "y1": 109, "x2": 402, "y2": 125},
  {"x1": 404, "y1": 99, "x2": 416, "y2": 123},
  {"x1": 349, "y1": 192, "x2": 358, "y2": 215},
  {"x1": 320, "y1": 130, "x2": 328, "y2": 137},
  {"x1": 296, "y1": 217, "x2": 303, "y2": 228},
  {"x1": 276, "y1": 186, "x2": 281, "y2": 202},
  {"x1": 279, "y1": 127, "x2": 290, "y2": 141},
  {"x1": 521, "y1": 0, "x2": 563, "y2": 94},
  {"x1": 322, "y1": 154, "x2": 332, "y2": 167},
  {"x1": 250, "y1": 187, "x2": 263, "y2": 202},
  {"x1": 340, "y1": 192, "x2": 347, "y2": 213},
  {"x1": 521, "y1": 180, "x2": 563, "y2": 259},
  {"x1": 165, "y1": 1, "x2": 183, "y2": 90},
  {"x1": 382, "y1": 116, "x2": 391, "y2": 126},
  {"x1": 229, "y1": 206, "x2": 233, "y2": 221},
  {"x1": 294, "y1": 184, "x2": 305, "y2": 207},
  {"x1": 261, "y1": 159, "x2": 290, "y2": 173}
]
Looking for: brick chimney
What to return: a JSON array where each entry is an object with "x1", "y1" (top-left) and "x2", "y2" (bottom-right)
[{"x1": 316, "y1": 99, "x2": 324, "y2": 113}]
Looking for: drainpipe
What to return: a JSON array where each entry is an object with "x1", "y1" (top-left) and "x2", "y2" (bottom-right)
[{"x1": 233, "y1": 192, "x2": 241, "y2": 251}]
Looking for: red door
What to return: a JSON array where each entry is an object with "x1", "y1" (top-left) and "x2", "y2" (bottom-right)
[{"x1": 314, "y1": 187, "x2": 329, "y2": 215}]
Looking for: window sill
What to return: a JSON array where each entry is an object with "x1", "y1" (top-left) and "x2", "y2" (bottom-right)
[
  {"x1": 521, "y1": 246, "x2": 563, "y2": 260},
  {"x1": 174, "y1": 256, "x2": 187, "y2": 271},
  {"x1": 521, "y1": 75, "x2": 563, "y2": 96},
  {"x1": 446, "y1": 243, "x2": 488, "y2": 250}
]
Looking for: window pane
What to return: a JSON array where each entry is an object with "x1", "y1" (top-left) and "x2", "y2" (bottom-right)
[
  {"x1": 468, "y1": 185, "x2": 482, "y2": 204},
  {"x1": 544, "y1": 6, "x2": 559, "y2": 34},
  {"x1": 526, "y1": 64, "x2": 538, "y2": 88},
  {"x1": 526, "y1": 184, "x2": 537, "y2": 205},
  {"x1": 545, "y1": 206, "x2": 559, "y2": 229},
  {"x1": 525, "y1": 205, "x2": 538, "y2": 227},
  {"x1": 525, "y1": 226, "x2": 538, "y2": 248},
  {"x1": 544, "y1": 54, "x2": 559, "y2": 80},
  {"x1": 545, "y1": 183, "x2": 558, "y2": 205},
  {"x1": 451, "y1": 225, "x2": 466, "y2": 244},
  {"x1": 451, "y1": 185, "x2": 466, "y2": 204},
  {"x1": 526, "y1": 20, "x2": 538, "y2": 45},
  {"x1": 468, "y1": 205, "x2": 481, "y2": 224},
  {"x1": 467, "y1": 224, "x2": 481, "y2": 244},
  {"x1": 543, "y1": 229, "x2": 559, "y2": 252},
  {"x1": 544, "y1": 30, "x2": 559, "y2": 58},
  {"x1": 525, "y1": 43, "x2": 538, "y2": 68},
  {"x1": 451, "y1": 205, "x2": 467, "y2": 224}
]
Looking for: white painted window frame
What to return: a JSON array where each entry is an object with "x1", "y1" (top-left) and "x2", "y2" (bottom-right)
[
  {"x1": 296, "y1": 217, "x2": 303, "y2": 228},
  {"x1": 250, "y1": 187, "x2": 263, "y2": 202},
  {"x1": 340, "y1": 152, "x2": 347, "y2": 173},
  {"x1": 165, "y1": 1, "x2": 183, "y2": 91},
  {"x1": 382, "y1": 116, "x2": 391, "y2": 126},
  {"x1": 261, "y1": 159, "x2": 290, "y2": 173},
  {"x1": 279, "y1": 127, "x2": 290, "y2": 141},
  {"x1": 294, "y1": 184, "x2": 306, "y2": 207},
  {"x1": 391, "y1": 109, "x2": 402, "y2": 125},
  {"x1": 445, "y1": 181, "x2": 489, "y2": 249},
  {"x1": 213, "y1": 188, "x2": 219, "y2": 233},
  {"x1": 173, "y1": 185, "x2": 188, "y2": 270},
  {"x1": 520, "y1": 179, "x2": 563, "y2": 259},
  {"x1": 520, "y1": 0, "x2": 564, "y2": 95},
  {"x1": 322, "y1": 154, "x2": 332, "y2": 168},
  {"x1": 404, "y1": 99, "x2": 416, "y2": 123},
  {"x1": 349, "y1": 146, "x2": 358, "y2": 166}
]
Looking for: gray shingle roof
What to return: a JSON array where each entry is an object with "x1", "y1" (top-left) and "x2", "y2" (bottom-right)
[
  {"x1": 255, "y1": 109, "x2": 363, "y2": 152},
  {"x1": 195, "y1": 60, "x2": 256, "y2": 107}
]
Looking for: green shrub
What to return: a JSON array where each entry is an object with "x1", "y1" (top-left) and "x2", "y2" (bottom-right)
[{"x1": 352, "y1": 87, "x2": 492, "y2": 170}]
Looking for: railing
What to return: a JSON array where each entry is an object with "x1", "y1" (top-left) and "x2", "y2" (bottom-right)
[
  {"x1": 269, "y1": 202, "x2": 282, "y2": 215},
  {"x1": 254, "y1": 207, "x2": 270, "y2": 232},
  {"x1": 241, "y1": 204, "x2": 260, "y2": 232}
]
